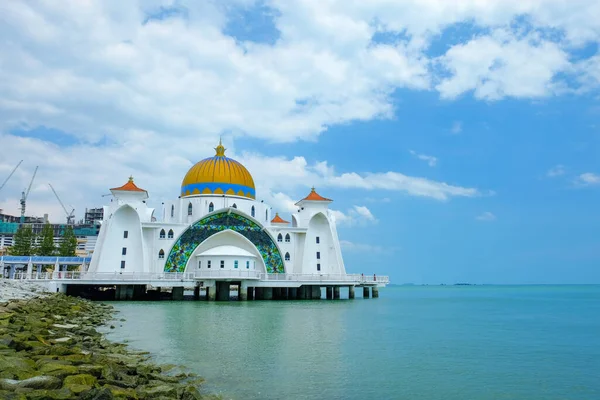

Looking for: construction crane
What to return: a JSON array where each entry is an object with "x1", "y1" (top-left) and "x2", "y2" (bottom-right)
[
  {"x1": 20, "y1": 166, "x2": 38, "y2": 225},
  {"x1": 48, "y1": 183, "x2": 75, "y2": 225},
  {"x1": 0, "y1": 160, "x2": 23, "y2": 194}
]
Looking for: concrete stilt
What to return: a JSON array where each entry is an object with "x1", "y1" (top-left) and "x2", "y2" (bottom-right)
[
  {"x1": 193, "y1": 286, "x2": 200, "y2": 300},
  {"x1": 263, "y1": 287, "x2": 273, "y2": 300},
  {"x1": 207, "y1": 286, "x2": 216, "y2": 301},
  {"x1": 372, "y1": 286, "x2": 379, "y2": 298},
  {"x1": 239, "y1": 283, "x2": 248, "y2": 301},
  {"x1": 311, "y1": 286, "x2": 321, "y2": 299},
  {"x1": 333, "y1": 286, "x2": 340, "y2": 299},
  {"x1": 363, "y1": 286, "x2": 370, "y2": 299},
  {"x1": 296, "y1": 286, "x2": 306, "y2": 299},
  {"x1": 133, "y1": 285, "x2": 146, "y2": 300},
  {"x1": 281, "y1": 287, "x2": 289, "y2": 300},
  {"x1": 326, "y1": 286, "x2": 333, "y2": 300},
  {"x1": 216, "y1": 281, "x2": 230, "y2": 301},
  {"x1": 172, "y1": 287, "x2": 184, "y2": 301},
  {"x1": 348, "y1": 286, "x2": 355, "y2": 299},
  {"x1": 255, "y1": 287, "x2": 264, "y2": 300},
  {"x1": 289, "y1": 288, "x2": 297, "y2": 299}
]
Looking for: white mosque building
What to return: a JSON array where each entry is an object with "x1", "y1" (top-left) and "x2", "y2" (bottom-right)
[{"x1": 85, "y1": 141, "x2": 385, "y2": 300}]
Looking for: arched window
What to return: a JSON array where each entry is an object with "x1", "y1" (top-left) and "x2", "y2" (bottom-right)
[
  {"x1": 285, "y1": 252, "x2": 290, "y2": 261},
  {"x1": 159, "y1": 229, "x2": 166, "y2": 239},
  {"x1": 285, "y1": 233, "x2": 291, "y2": 243},
  {"x1": 158, "y1": 249, "x2": 165, "y2": 259},
  {"x1": 232, "y1": 203, "x2": 237, "y2": 209},
  {"x1": 188, "y1": 202, "x2": 193, "y2": 216},
  {"x1": 170, "y1": 205, "x2": 174, "y2": 218},
  {"x1": 168, "y1": 229, "x2": 174, "y2": 239},
  {"x1": 209, "y1": 202, "x2": 214, "y2": 213},
  {"x1": 251, "y1": 206, "x2": 255, "y2": 217},
  {"x1": 277, "y1": 233, "x2": 283, "y2": 242}
]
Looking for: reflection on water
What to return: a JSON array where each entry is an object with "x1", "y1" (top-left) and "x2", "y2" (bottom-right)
[{"x1": 107, "y1": 286, "x2": 600, "y2": 400}]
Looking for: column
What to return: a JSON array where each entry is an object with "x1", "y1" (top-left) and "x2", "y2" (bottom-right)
[
  {"x1": 363, "y1": 286, "x2": 370, "y2": 299},
  {"x1": 333, "y1": 286, "x2": 340, "y2": 300},
  {"x1": 311, "y1": 286, "x2": 321, "y2": 300},
  {"x1": 172, "y1": 287, "x2": 184, "y2": 301},
  {"x1": 263, "y1": 287, "x2": 273, "y2": 300},
  {"x1": 216, "y1": 281, "x2": 230, "y2": 301},
  {"x1": 289, "y1": 288, "x2": 297, "y2": 299},
  {"x1": 348, "y1": 286, "x2": 355, "y2": 299},
  {"x1": 326, "y1": 286, "x2": 333, "y2": 300},
  {"x1": 193, "y1": 286, "x2": 200, "y2": 300},
  {"x1": 296, "y1": 286, "x2": 305, "y2": 300},
  {"x1": 239, "y1": 282, "x2": 248, "y2": 301},
  {"x1": 372, "y1": 286, "x2": 379, "y2": 298},
  {"x1": 207, "y1": 286, "x2": 216, "y2": 301}
]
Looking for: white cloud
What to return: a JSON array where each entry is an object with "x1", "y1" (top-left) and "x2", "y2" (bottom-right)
[
  {"x1": 547, "y1": 165, "x2": 566, "y2": 178},
  {"x1": 331, "y1": 205, "x2": 377, "y2": 227},
  {"x1": 340, "y1": 240, "x2": 395, "y2": 254},
  {"x1": 476, "y1": 211, "x2": 497, "y2": 222},
  {"x1": 2, "y1": 1, "x2": 598, "y2": 221},
  {"x1": 574, "y1": 173, "x2": 600, "y2": 186},
  {"x1": 436, "y1": 30, "x2": 571, "y2": 100},
  {"x1": 410, "y1": 150, "x2": 437, "y2": 167},
  {"x1": 451, "y1": 121, "x2": 463, "y2": 134}
]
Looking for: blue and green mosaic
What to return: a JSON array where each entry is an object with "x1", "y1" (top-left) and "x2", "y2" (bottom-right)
[{"x1": 164, "y1": 211, "x2": 284, "y2": 273}]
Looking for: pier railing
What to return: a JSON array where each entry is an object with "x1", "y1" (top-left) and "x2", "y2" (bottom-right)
[{"x1": 11, "y1": 271, "x2": 389, "y2": 285}]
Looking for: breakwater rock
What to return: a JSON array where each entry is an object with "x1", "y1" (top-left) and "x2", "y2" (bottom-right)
[{"x1": 0, "y1": 294, "x2": 220, "y2": 399}]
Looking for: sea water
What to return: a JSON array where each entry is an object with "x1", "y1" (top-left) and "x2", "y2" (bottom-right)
[{"x1": 106, "y1": 285, "x2": 600, "y2": 399}]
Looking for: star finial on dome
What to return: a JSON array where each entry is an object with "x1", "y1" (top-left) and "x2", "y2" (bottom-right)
[{"x1": 215, "y1": 138, "x2": 226, "y2": 157}]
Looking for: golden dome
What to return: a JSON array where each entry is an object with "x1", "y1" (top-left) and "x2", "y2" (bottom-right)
[{"x1": 181, "y1": 140, "x2": 255, "y2": 199}]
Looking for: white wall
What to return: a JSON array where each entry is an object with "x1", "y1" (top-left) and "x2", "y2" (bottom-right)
[
  {"x1": 196, "y1": 255, "x2": 256, "y2": 271},
  {"x1": 162, "y1": 196, "x2": 271, "y2": 225},
  {"x1": 89, "y1": 205, "x2": 144, "y2": 273},
  {"x1": 185, "y1": 230, "x2": 267, "y2": 273}
]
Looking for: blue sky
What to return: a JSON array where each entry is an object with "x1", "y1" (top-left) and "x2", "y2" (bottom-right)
[{"x1": 1, "y1": 1, "x2": 599, "y2": 284}]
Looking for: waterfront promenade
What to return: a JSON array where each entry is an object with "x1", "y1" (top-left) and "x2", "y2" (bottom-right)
[{"x1": 1, "y1": 255, "x2": 388, "y2": 301}]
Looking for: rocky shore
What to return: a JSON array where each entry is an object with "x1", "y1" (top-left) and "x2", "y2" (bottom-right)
[{"x1": 0, "y1": 290, "x2": 220, "y2": 399}]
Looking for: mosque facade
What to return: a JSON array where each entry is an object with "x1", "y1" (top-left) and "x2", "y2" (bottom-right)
[{"x1": 88, "y1": 141, "x2": 348, "y2": 282}]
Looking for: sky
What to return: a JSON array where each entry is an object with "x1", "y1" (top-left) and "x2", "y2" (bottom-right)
[{"x1": 1, "y1": 0, "x2": 599, "y2": 284}]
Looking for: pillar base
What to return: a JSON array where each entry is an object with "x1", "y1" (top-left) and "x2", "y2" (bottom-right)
[
  {"x1": 363, "y1": 286, "x2": 370, "y2": 299},
  {"x1": 326, "y1": 286, "x2": 333, "y2": 300},
  {"x1": 172, "y1": 286, "x2": 184, "y2": 301},
  {"x1": 372, "y1": 287, "x2": 379, "y2": 298},
  {"x1": 349, "y1": 286, "x2": 355, "y2": 299},
  {"x1": 333, "y1": 286, "x2": 340, "y2": 300},
  {"x1": 263, "y1": 287, "x2": 273, "y2": 300}
]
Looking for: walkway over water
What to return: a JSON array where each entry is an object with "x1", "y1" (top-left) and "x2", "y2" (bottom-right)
[
  {"x1": 12, "y1": 271, "x2": 388, "y2": 287},
  {"x1": 1, "y1": 256, "x2": 92, "y2": 265},
  {"x1": 4, "y1": 258, "x2": 388, "y2": 301}
]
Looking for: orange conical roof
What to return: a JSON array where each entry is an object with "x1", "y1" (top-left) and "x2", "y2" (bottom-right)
[
  {"x1": 300, "y1": 187, "x2": 332, "y2": 202},
  {"x1": 110, "y1": 176, "x2": 146, "y2": 192},
  {"x1": 271, "y1": 213, "x2": 289, "y2": 224}
]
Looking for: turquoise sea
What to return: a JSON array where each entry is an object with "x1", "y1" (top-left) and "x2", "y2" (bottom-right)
[{"x1": 107, "y1": 285, "x2": 600, "y2": 400}]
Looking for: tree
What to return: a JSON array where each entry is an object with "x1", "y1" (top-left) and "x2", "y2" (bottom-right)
[
  {"x1": 9, "y1": 225, "x2": 35, "y2": 256},
  {"x1": 58, "y1": 225, "x2": 78, "y2": 257},
  {"x1": 37, "y1": 222, "x2": 56, "y2": 256}
]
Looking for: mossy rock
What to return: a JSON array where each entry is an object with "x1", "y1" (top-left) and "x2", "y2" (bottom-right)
[
  {"x1": 138, "y1": 384, "x2": 178, "y2": 398},
  {"x1": 0, "y1": 390, "x2": 28, "y2": 400},
  {"x1": 103, "y1": 384, "x2": 139, "y2": 399},
  {"x1": 63, "y1": 373, "x2": 97, "y2": 387},
  {"x1": 78, "y1": 387, "x2": 115, "y2": 400},
  {"x1": 64, "y1": 382, "x2": 92, "y2": 394},
  {"x1": 38, "y1": 362, "x2": 79, "y2": 377},
  {"x1": 77, "y1": 365, "x2": 104, "y2": 378},
  {"x1": 23, "y1": 388, "x2": 73, "y2": 400}
]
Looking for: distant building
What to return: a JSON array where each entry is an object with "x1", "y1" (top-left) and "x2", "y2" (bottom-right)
[
  {"x1": 0, "y1": 210, "x2": 100, "y2": 257},
  {"x1": 84, "y1": 208, "x2": 104, "y2": 226}
]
